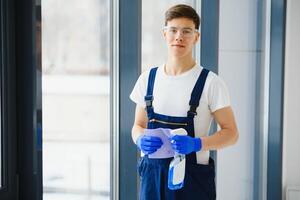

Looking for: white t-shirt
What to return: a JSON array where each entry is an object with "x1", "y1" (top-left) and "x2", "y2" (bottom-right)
[{"x1": 130, "y1": 64, "x2": 231, "y2": 164}]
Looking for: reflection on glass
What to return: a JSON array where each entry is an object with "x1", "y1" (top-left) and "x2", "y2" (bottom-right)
[
  {"x1": 36, "y1": 4, "x2": 43, "y2": 199},
  {"x1": 142, "y1": 0, "x2": 196, "y2": 72},
  {"x1": 42, "y1": 0, "x2": 110, "y2": 199}
]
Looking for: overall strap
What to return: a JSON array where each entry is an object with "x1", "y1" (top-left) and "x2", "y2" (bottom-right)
[
  {"x1": 144, "y1": 67, "x2": 158, "y2": 119},
  {"x1": 188, "y1": 68, "x2": 209, "y2": 118}
]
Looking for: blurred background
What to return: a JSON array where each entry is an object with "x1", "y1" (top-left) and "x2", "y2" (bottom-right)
[
  {"x1": 42, "y1": 1, "x2": 110, "y2": 199},
  {"x1": 40, "y1": 0, "x2": 300, "y2": 200},
  {"x1": 0, "y1": 0, "x2": 298, "y2": 200}
]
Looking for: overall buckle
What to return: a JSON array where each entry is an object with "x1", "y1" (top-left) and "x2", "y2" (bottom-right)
[
  {"x1": 144, "y1": 95, "x2": 153, "y2": 108},
  {"x1": 188, "y1": 105, "x2": 197, "y2": 116}
]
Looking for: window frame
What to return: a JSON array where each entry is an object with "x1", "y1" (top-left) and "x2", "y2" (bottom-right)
[
  {"x1": 267, "y1": 0, "x2": 286, "y2": 199},
  {"x1": 118, "y1": 0, "x2": 141, "y2": 199},
  {"x1": 0, "y1": 0, "x2": 18, "y2": 199}
]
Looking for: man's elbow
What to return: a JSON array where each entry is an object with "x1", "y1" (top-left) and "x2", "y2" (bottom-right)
[{"x1": 231, "y1": 129, "x2": 239, "y2": 145}]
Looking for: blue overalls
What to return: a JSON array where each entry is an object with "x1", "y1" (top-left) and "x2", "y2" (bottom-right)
[{"x1": 138, "y1": 67, "x2": 216, "y2": 200}]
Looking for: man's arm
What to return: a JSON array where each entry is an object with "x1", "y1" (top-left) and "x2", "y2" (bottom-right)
[
  {"x1": 131, "y1": 105, "x2": 148, "y2": 143},
  {"x1": 201, "y1": 106, "x2": 239, "y2": 151}
]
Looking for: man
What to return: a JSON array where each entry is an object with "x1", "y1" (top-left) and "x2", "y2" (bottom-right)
[{"x1": 130, "y1": 4, "x2": 239, "y2": 200}]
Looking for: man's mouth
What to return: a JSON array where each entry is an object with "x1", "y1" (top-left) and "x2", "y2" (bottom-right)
[{"x1": 172, "y1": 44, "x2": 185, "y2": 48}]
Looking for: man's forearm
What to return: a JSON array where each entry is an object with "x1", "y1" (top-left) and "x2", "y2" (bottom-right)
[{"x1": 200, "y1": 128, "x2": 239, "y2": 151}]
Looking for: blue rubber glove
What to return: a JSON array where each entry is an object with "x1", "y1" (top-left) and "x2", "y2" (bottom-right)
[
  {"x1": 170, "y1": 135, "x2": 202, "y2": 155},
  {"x1": 136, "y1": 135, "x2": 163, "y2": 155}
]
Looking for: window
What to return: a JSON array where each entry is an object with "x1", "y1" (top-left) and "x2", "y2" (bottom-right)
[{"x1": 42, "y1": 1, "x2": 111, "y2": 199}]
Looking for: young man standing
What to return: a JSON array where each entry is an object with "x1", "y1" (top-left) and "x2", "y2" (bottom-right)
[{"x1": 130, "y1": 4, "x2": 239, "y2": 200}]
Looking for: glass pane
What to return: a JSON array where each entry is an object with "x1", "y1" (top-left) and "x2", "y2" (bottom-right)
[
  {"x1": 42, "y1": 0, "x2": 110, "y2": 200},
  {"x1": 142, "y1": 0, "x2": 196, "y2": 72},
  {"x1": 36, "y1": 3, "x2": 43, "y2": 198}
]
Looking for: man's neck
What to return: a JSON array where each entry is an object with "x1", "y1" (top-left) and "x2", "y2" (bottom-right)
[{"x1": 165, "y1": 56, "x2": 196, "y2": 76}]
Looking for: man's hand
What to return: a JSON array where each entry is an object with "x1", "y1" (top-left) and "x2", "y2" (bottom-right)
[
  {"x1": 136, "y1": 135, "x2": 163, "y2": 155},
  {"x1": 170, "y1": 135, "x2": 202, "y2": 155}
]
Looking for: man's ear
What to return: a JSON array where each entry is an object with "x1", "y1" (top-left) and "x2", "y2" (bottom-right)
[
  {"x1": 163, "y1": 30, "x2": 167, "y2": 40},
  {"x1": 194, "y1": 32, "x2": 200, "y2": 44}
]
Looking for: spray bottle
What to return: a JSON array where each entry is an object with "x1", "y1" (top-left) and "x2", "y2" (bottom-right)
[{"x1": 168, "y1": 128, "x2": 187, "y2": 190}]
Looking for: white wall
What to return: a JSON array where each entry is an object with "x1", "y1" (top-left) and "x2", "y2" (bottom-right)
[
  {"x1": 217, "y1": 0, "x2": 259, "y2": 199},
  {"x1": 283, "y1": 0, "x2": 300, "y2": 199}
]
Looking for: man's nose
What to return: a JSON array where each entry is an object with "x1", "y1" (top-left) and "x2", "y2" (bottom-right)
[{"x1": 175, "y1": 31, "x2": 183, "y2": 41}]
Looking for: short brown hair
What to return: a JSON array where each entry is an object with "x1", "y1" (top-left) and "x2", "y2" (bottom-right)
[{"x1": 165, "y1": 4, "x2": 200, "y2": 30}]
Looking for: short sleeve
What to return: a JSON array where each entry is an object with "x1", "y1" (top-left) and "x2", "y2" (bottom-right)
[
  {"x1": 207, "y1": 75, "x2": 231, "y2": 113},
  {"x1": 129, "y1": 70, "x2": 149, "y2": 108}
]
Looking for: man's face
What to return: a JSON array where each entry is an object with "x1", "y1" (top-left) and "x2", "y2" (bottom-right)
[{"x1": 163, "y1": 17, "x2": 200, "y2": 58}]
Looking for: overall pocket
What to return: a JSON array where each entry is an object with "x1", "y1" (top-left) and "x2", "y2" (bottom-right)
[{"x1": 185, "y1": 162, "x2": 216, "y2": 199}]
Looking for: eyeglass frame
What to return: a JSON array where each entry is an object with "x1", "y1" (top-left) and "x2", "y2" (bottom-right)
[{"x1": 163, "y1": 26, "x2": 199, "y2": 38}]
